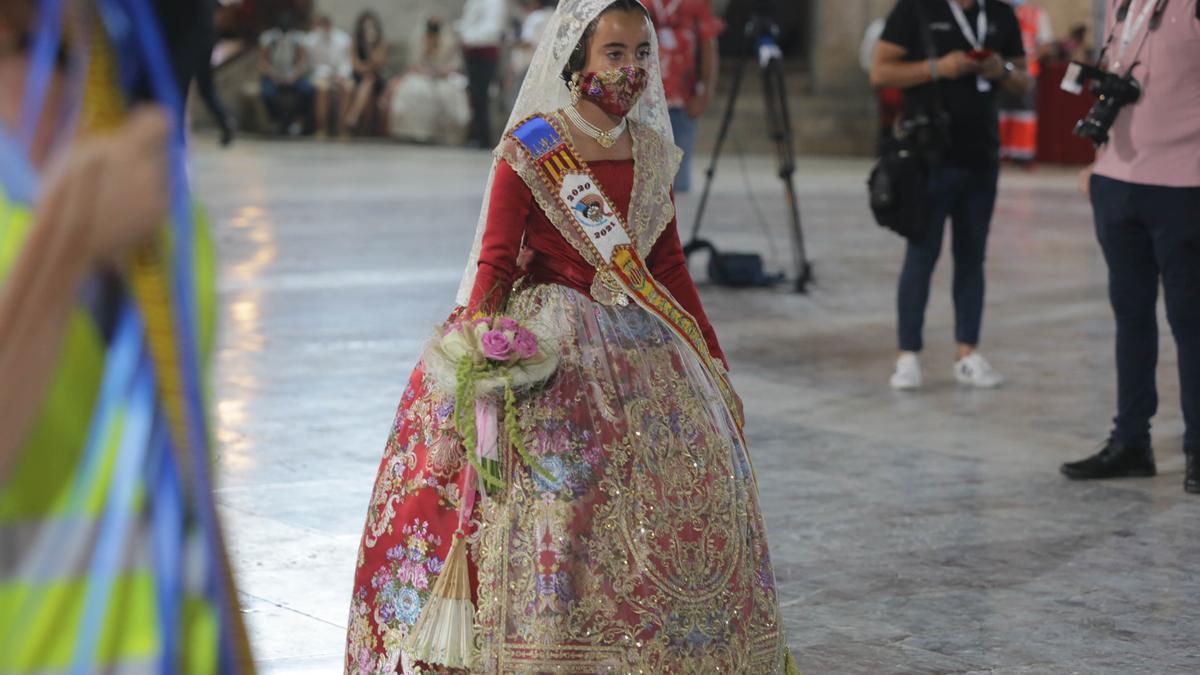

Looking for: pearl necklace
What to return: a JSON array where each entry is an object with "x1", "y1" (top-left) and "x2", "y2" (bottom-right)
[{"x1": 563, "y1": 104, "x2": 627, "y2": 149}]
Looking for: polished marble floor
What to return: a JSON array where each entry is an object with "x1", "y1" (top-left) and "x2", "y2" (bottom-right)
[{"x1": 191, "y1": 138, "x2": 1198, "y2": 674}]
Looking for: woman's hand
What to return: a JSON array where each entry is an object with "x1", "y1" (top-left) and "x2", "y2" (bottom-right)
[
  {"x1": 978, "y1": 54, "x2": 1008, "y2": 81},
  {"x1": 0, "y1": 106, "x2": 171, "y2": 478},
  {"x1": 39, "y1": 106, "x2": 171, "y2": 267}
]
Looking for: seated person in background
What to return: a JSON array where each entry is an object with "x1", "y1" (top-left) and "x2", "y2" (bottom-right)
[
  {"x1": 385, "y1": 16, "x2": 470, "y2": 144},
  {"x1": 1058, "y1": 24, "x2": 1091, "y2": 63},
  {"x1": 343, "y1": 10, "x2": 388, "y2": 135},
  {"x1": 259, "y1": 11, "x2": 313, "y2": 136},
  {"x1": 306, "y1": 13, "x2": 353, "y2": 138}
]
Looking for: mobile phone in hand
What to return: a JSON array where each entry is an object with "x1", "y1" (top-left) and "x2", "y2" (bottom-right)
[{"x1": 968, "y1": 48, "x2": 994, "y2": 61}]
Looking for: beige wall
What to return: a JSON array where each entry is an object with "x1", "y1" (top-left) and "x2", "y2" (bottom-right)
[
  {"x1": 1043, "y1": 0, "x2": 1098, "y2": 43},
  {"x1": 313, "y1": 0, "x2": 470, "y2": 45}
]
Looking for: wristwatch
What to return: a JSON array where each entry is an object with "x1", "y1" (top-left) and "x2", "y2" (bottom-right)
[{"x1": 996, "y1": 61, "x2": 1016, "y2": 82}]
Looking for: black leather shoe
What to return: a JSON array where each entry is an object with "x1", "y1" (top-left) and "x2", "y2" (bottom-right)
[
  {"x1": 1186, "y1": 452, "x2": 1199, "y2": 494},
  {"x1": 1061, "y1": 439, "x2": 1156, "y2": 480}
]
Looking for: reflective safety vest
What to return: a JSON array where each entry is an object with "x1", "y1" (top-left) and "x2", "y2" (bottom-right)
[
  {"x1": 0, "y1": 183, "x2": 222, "y2": 673},
  {"x1": 1017, "y1": 4, "x2": 1049, "y2": 79}
]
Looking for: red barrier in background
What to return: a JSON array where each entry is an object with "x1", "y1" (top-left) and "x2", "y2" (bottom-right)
[{"x1": 1036, "y1": 61, "x2": 1098, "y2": 166}]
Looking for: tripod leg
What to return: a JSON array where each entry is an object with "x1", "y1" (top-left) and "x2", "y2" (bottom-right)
[
  {"x1": 761, "y1": 56, "x2": 812, "y2": 293},
  {"x1": 689, "y1": 55, "x2": 750, "y2": 246}
]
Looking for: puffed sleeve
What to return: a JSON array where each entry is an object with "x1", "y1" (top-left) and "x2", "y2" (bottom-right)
[
  {"x1": 467, "y1": 160, "x2": 532, "y2": 313},
  {"x1": 644, "y1": 207, "x2": 728, "y2": 369}
]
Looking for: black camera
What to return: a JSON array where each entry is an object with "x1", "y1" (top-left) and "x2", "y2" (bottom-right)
[{"x1": 1063, "y1": 62, "x2": 1142, "y2": 147}]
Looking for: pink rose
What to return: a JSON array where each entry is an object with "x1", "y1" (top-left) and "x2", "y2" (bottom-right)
[
  {"x1": 498, "y1": 317, "x2": 520, "y2": 332},
  {"x1": 513, "y1": 329, "x2": 539, "y2": 359},
  {"x1": 480, "y1": 330, "x2": 514, "y2": 361}
]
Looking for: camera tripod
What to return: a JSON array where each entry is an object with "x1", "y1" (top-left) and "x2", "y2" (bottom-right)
[{"x1": 684, "y1": 5, "x2": 813, "y2": 293}]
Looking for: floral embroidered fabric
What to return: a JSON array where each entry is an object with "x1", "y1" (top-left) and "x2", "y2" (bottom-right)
[{"x1": 346, "y1": 282, "x2": 787, "y2": 673}]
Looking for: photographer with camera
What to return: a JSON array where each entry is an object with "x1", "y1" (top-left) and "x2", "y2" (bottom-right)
[
  {"x1": 870, "y1": 0, "x2": 1032, "y2": 390},
  {"x1": 1059, "y1": 0, "x2": 1200, "y2": 494}
]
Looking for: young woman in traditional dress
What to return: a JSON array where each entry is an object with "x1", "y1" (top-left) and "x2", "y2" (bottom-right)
[{"x1": 344, "y1": 1, "x2": 795, "y2": 672}]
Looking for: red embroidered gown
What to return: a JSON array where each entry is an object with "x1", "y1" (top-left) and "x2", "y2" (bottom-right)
[{"x1": 345, "y1": 156, "x2": 786, "y2": 673}]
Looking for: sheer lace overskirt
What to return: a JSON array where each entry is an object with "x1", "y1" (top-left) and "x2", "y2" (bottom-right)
[
  {"x1": 473, "y1": 283, "x2": 786, "y2": 672},
  {"x1": 345, "y1": 284, "x2": 787, "y2": 673}
]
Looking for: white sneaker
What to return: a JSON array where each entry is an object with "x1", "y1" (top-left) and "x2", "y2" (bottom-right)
[
  {"x1": 890, "y1": 352, "x2": 922, "y2": 390},
  {"x1": 954, "y1": 352, "x2": 1004, "y2": 388}
]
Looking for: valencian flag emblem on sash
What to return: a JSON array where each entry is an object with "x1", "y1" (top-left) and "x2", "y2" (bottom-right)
[{"x1": 509, "y1": 113, "x2": 746, "y2": 433}]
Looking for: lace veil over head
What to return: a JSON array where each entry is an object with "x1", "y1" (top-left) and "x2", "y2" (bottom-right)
[{"x1": 454, "y1": 0, "x2": 674, "y2": 306}]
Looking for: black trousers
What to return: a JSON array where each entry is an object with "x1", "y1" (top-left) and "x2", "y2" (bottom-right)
[
  {"x1": 147, "y1": 0, "x2": 230, "y2": 134},
  {"x1": 1091, "y1": 174, "x2": 1200, "y2": 452},
  {"x1": 897, "y1": 165, "x2": 998, "y2": 352},
  {"x1": 464, "y1": 49, "x2": 499, "y2": 147}
]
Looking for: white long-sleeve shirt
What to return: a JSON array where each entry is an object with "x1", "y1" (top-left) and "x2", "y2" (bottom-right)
[{"x1": 459, "y1": 0, "x2": 508, "y2": 48}]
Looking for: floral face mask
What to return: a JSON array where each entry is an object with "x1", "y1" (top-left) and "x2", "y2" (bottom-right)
[{"x1": 577, "y1": 65, "x2": 649, "y2": 117}]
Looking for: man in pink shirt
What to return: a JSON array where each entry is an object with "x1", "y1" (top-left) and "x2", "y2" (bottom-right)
[{"x1": 1061, "y1": 0, "x2": 1200, "y2": 494}]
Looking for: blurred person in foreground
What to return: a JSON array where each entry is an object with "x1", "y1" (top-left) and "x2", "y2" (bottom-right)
[
  {"x1": 306, "y1": 12, "x2": 353, "y2": 138},
  {"x1": 385, "y1": 16, "x2": 470, "y2": 144},
  {"x1": 645, "y1": 0, "x2": 722, "y2": 193},
  {"x1": 0, "y1": 0, "x2": 250, "y2": 671},
  {"x1": 1060, "y1": 0, "x2": 1200, "y2": 495},
  {"x1": 258, "y1": 10, "x2": 313, "y2": 135},
  {"x1": 871, "y1": 0, "x2": 1032, "y2": 391}
]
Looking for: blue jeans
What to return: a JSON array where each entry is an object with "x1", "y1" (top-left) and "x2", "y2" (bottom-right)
[
  {"x1": 669, "y1": 107, "x2": 697, "y2": 193},
  {"x1": 1091, "y1": 175, "x2": 1200, "y2": 451},
  {"x1": 260, "y1": 75, "x2": 314, "y2": 128},
  {"x1": 897, "y1": 165, "x2": 999, "y2": 353}
]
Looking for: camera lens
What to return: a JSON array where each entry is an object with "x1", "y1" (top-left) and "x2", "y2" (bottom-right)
[{"x1": 1072, "y1": 73, "x2": 1141, "y2": 147}]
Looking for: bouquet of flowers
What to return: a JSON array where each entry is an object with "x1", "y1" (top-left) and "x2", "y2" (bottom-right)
[
  {"x1": 422, "y1": 314, "x2": 559, "y2": 489},
  {"x1": 409, "y1": 314, "x2": 558, "y2": 668}
]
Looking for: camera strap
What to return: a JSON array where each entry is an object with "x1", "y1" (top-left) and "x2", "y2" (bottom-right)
[
  {"x1": 1107, "y1": 0, "x2": 1170, "y2": 72},
  {"x1": 916, "y1": 0, "x2": 947, "y2": 114}
]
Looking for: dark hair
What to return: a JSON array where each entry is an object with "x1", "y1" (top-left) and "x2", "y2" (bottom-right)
[
  {"x1": 560, "y1": 0, "x2": 649, "y2": 85},
  {"x1": 354, "y1": 10, "x2": 384, "y2": 57}
]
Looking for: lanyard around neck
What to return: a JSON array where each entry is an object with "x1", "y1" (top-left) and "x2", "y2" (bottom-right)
[
  {"x1": 1114, "y1": 0, "x2": 1165, "y2": 69},
  {"x1": 947, "y1": 0, "x2": 988, "y2": 50},
  {"x1": 946, "y1": 0, "x2": 992, "y2": 91}
]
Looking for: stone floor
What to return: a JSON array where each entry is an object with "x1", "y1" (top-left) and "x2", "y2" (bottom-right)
[{"x1": 191, "y1": 137, "x2": 1198, "y2": 674}]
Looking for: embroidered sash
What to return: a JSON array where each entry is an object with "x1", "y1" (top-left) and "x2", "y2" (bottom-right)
[{"x1": 505, "y1": 113, "x2": 744, "y2": 431}]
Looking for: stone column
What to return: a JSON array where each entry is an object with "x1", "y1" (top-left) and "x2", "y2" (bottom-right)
[{"x1": 809, "y1": 0, "x2": 872, "y2": 93}]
